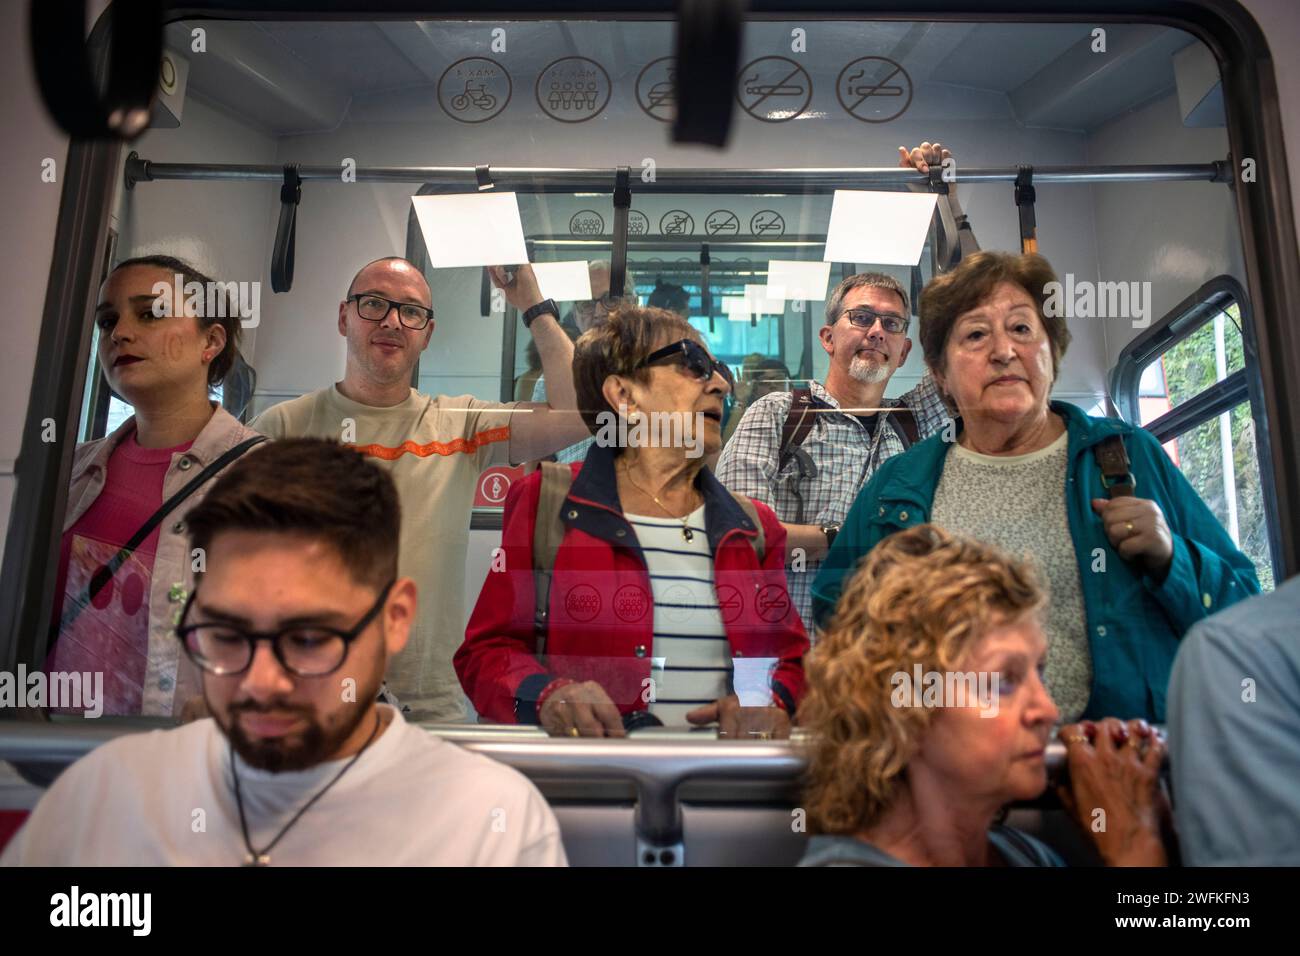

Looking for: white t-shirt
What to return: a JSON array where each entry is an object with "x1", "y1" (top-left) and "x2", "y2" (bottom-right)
[
  {"x1": 628, "y1": 507, "x2": 730, "y2": 726},
  {"x1": 0, "y1": 706, "x2": 566, "y2": 867}
]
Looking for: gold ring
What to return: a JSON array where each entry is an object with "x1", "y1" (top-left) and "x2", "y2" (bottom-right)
[
  {"x1": 568, "y1": 727, "x2": 579, "y2": 737},
  {"x1": 1064, "y1": 734, "x2": 1089, "y2": 744},
  {"x1": 1125, "y1": 521, "x2": 1135, "y2": 535}
]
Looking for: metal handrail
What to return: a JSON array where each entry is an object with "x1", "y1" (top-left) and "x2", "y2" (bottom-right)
[{"x1": 125, "y1": 153, "x2": 1231, "y2": 192}]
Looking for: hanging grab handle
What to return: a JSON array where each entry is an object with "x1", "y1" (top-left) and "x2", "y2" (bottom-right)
[
  {"x1": 700, "y1": 243, "x2": 713, "y2": 332},
  {"x1": 609, "y1": 167, "x2": 632, "y2": 303},
  {"x1": 271, "y1": 165, "x2": 302, "y2": 294},
  {"x1": 1015, "y1": 165, "x2": 1038, "y2": 255}
]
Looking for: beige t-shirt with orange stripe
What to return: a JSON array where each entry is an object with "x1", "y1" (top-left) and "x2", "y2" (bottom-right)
[{"x1": 253, "y1": 385, "x2": 516, "y2": 721}]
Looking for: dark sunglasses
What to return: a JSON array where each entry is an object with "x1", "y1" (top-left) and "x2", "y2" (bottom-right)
[{"x1": 637, "y1": 339, "x2": 735, "y2": 389}]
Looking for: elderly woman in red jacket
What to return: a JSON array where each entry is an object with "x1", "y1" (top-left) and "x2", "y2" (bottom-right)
[{"x1": 456, "y1": 306, "x2": 808, "y2": 738}]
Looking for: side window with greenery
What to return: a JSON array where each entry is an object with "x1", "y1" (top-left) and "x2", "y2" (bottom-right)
[{"x1": 1113, "y1": 279, "x2": 1278, "y2": 590}]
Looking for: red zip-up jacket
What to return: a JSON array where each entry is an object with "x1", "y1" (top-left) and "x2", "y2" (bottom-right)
[{"x1": 456, "y1": 443, "x2": 809, "y2": 724}]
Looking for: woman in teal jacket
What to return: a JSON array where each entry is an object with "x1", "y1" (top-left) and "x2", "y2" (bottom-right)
[{"x1": 812, "y1": 252, "x2": 1259, "y2": 722}]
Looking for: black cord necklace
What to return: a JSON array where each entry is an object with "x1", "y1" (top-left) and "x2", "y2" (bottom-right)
[{"x1": 230, "y1": 709, "x2": 383, "y2": 866}]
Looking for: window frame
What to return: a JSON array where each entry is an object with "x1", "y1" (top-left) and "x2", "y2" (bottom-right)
[{"x1": 1111, "y1": 274, "x2": 1283, "y2": 577}]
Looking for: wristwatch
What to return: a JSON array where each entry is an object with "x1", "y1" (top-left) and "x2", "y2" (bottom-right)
[
  {"x1": 522, "y1": 298, "x2": 559, "y2": 329},
  {"x1": 822, "y1": 523, "x2": 840, "y2": 549}
]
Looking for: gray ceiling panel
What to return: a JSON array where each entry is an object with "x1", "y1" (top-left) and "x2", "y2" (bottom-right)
[
  {"x1": 170, "y1": 18, "x2": 1201, "y2": 138},
  {"x1": 257, "y1": 21, "x2": 428, "y2": 94},
  {"x1": 932, "y1": 23, "x2": 1091, "y2": 92}
]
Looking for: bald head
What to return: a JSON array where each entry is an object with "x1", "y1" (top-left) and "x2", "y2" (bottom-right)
[{"x1": 346, "y1": 257, "x2": 432, "y2": 306}]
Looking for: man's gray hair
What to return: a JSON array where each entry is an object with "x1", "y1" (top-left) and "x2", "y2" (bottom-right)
[
  {"x1": 824, "y1": 272, "x2": 910, "y2": 326},
  {"x1": 588, "y1": 259, "x2": 636, "y2": 299}
]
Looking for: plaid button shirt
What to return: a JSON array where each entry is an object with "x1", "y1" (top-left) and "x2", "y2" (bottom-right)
[{"x1": 716, "y1": 374, "x2": 950, "y2": 629}]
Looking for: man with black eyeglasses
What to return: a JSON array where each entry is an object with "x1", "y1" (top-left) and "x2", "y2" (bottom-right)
[
  {"x1": 2, "y1": 439, "x2": 566, "y2": 866},
  {"x1": 253, "y1": 256, "x2": 589, "y2": 722}
]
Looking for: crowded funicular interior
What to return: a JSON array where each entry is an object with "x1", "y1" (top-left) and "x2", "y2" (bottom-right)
[{"x1": 1, "y1": 7, "x2": 1294, "y2": 869}]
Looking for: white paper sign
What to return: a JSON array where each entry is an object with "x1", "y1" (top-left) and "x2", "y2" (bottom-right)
[
  {"x1": 532, "y1": 261, "x2": 594, "y2": 302},
  {"x1": 822, "y1": 190, "x2": 938, "y2": 266},
  {"x1": 766, "y1": 259, "x2": 832, "y2": 301},
  {"x1": 411, "y1": 192, "x2": 528, "y2": 269},
  {"x1": 722, "y1": 295, "x2": 752, "y2": 323},
  {"x1": 733, "y1": 657, "x2": 780, "y2": 708},
  {"x1": 744, "y1": 284, "x2": 785, "y2": 315}
]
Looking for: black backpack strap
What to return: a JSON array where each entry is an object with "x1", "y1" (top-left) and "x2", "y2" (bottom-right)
[
  {"x1": 533, "y1": 461, "x2": 574, "y2": 660},
  {"x1": 1094, "y1": 434, "x2": 1136, "y2": 498},
  {"x1": 776, "y1": 388, "x2": 820, "y2": 526},
  {"x1": 55, "y1": 435, "x2": 269, "y2": 638},
  {"x1": 888, "y1": 404, "x2": 920, "y2": 450}
]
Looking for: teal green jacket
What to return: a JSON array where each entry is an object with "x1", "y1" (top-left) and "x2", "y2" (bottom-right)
[{"x1": 811, "y1": 402, "x2": 1261, "y2": 721}]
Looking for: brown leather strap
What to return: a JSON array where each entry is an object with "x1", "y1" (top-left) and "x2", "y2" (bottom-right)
[
  {"x1": 779, "y1": 388, "x2": 817, "y2": 463},
  {"x1": 1094, "y1": 434, "x2": 1136, "y2": 498},
  {"x1": 889, "y1": 404, "x2": 920, "y2": 449},
  {"x1": 533, "y1": 461, "x2": 574, "y2": 658}
]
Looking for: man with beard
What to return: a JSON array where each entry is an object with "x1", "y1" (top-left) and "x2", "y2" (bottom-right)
[
  {"x1": 716, "y1": 272, "x2": 951, "y2": 631},
  {"x1": 1, "y1": 440, "x2": 566, "y2": 866},
  {"x1": 717, "y1": 141, "x2": 979, "y2": 631}
]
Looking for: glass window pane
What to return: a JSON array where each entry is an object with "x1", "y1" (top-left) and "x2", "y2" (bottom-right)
[
  {"x1": 1162, "y1": 399, "x2": 1273, "y2": 591},
  {"x1": 1138, "y1": 304, "x2": 1245, "y2": 426}
]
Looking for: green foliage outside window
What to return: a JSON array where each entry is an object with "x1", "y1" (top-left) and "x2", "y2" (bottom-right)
[{"x1": 1151, "y1": 304, "x2": 1273, "y2": 590}]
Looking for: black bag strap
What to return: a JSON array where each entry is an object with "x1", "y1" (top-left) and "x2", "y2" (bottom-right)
[
  {"x1": 55, "y1": 435, "x2": 269, "y2": 637},
  {"x1": 1094, "y1": 434, "x2": 1136, "y2": 498},
  {"x1": 888, "y1": 404, "x2": 920, "y2": 450}
]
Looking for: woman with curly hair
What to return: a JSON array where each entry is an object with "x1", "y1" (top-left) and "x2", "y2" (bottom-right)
[{"x1": 799, "y1": 524, "x2": 1171, "y2": 867}]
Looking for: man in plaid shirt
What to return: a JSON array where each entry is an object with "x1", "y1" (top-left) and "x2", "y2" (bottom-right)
[
  {"x1": 716, "y1": 271, "x2": 953, "y2": 633},
  {"x1": 717, "y1": 141, "x2": 980, "y2": 633}
]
